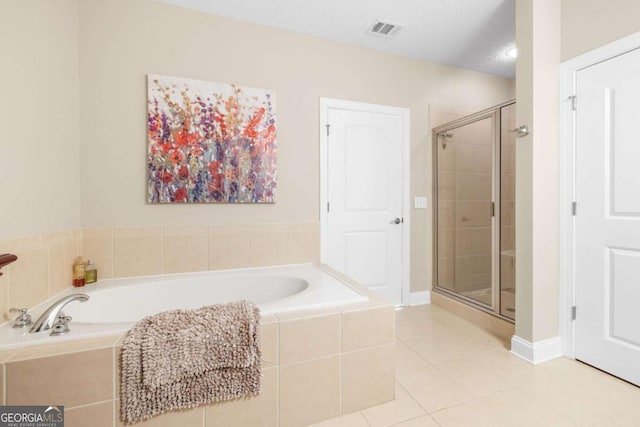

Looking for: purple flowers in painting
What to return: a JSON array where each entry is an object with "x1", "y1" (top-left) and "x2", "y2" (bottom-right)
[{"x1": 147, "y1": 74, "x2": 277, "y2": 203}]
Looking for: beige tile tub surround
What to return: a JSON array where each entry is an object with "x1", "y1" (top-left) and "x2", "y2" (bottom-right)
[
  {"x1": 0, "y1": 272, "x2": 394, "y2": 426},
  {"x1": 163, "y1": 225, "x2": 209, "y2": 274},
  {"x1": 6, "y1": 347, "x2": 113, "y2": 407},
  {"x1": 86, "y1": 222, "x2": 319, "y2": 282},
  {"x1": 280, "y1": 355, "x2": 342, "y2": 426},
  {"x1": 342, "y1": 344, "x2": 395, "y2": 414},
  {"x1": 113, "y1": 226, "x2": 164, "y2": 278},
  {"x1": 9, "y1": 247, "x2": 53, "y2": 309},
  {"x1": 342, "y1": 306, "x2": 395, "y2": 352},
  {"x1": 249, "y1": 223, "x2": 319, "y2": 267},
  {"x1": 260, "y1": 314, "x2": 279, "y2": 368},
  {"x1": 0, "y1": 227, "x2": 387, "y2": 426},
  {"x1": 65, "y1": 400, "x2": 115, "y2": 427},
  {"x1": 277, "y1": 308, "x2": 341, "y2": 365},
  {"x1": 208, "y1": 225, "x2": 251, "y2": 271},
  {"x1": 0, "y1": 230, "x2": 81, "y2": 316},
  {"x1": 0, "y1": 222, "x2": 318, "y2": 322},
  {"x1": 82, "y1": 227, "x2": 115, "y2": 279}
]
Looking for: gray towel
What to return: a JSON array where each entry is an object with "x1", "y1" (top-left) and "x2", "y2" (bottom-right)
[{"x1": 120, "y1": 300, "x2": 262, "y2": 424}]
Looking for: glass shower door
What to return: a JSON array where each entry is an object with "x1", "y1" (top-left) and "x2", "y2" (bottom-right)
[
  {"x1": 436, "y1": 115, "x2": 495, "y2": 308},
  {"x1": 434, "y1": 100, "x2": 516, "y2": 321}
]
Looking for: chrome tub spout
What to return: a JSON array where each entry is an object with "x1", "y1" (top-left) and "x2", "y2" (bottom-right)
[{"x1": 29, "y1": 294, "x2": 89, "y2": 333}]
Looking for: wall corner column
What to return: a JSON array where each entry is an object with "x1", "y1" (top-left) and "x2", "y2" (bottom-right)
[{"x1": 513, "y1": 0, "x2": 562, "y2": 363}]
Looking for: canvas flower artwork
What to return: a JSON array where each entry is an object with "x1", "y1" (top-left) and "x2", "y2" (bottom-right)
[{"x1": 147, "y1": 74, "x2": 277, "y2": 203}]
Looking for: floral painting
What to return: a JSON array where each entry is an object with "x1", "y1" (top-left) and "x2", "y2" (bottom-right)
[{"x1": 147, "y1": 74, "x2": 277, "y2": 203}]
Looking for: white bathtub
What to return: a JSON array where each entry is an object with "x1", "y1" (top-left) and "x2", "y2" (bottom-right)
[{"x1": 0, "y1": 263, "x2": 367, "y2": 349}]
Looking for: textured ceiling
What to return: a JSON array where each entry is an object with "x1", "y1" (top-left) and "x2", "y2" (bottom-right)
[{"x1": 157, "y1": 0, "x2": 515, "y2": 79}]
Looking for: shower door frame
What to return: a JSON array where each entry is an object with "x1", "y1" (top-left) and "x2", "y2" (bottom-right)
[{"x1": 431, "y1": 100, "x2": 516, "y2": 322}]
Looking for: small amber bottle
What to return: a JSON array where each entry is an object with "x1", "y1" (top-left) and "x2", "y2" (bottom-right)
[{"x1": 72, "y1": 256, "x2": 86, "y2": 287}]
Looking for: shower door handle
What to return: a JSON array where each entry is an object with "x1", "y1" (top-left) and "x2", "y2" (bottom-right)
[{"x1": 389, "y1": 218, "x2": 403, "y2": 225}]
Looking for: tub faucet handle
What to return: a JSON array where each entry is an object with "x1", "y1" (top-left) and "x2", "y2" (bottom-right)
[
  {"x1": 50, "y1": 315, "x2": 72, "y2": 336},
  {"x1": 9, "y1": 308, "x2": 32, "y2": 328}
]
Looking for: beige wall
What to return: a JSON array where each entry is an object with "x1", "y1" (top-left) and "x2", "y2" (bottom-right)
[
  {"x1": 561, "y1": 0, "x2": 640, "y2": 61},
  {"x1": 78, "y1": 0, "x2": 514, "y2": 293},
  {"x1": 515, "y1": 0, "x2": 560, "y2": 343},
  {"x1": 0, "y1": 0, "x2": 81, "y2": 241},
  {"x1": 0, "y1": 0, "x2": 514, "y2": 311},
  {"x1": 511, "y1": 0, "x2": 640, "y2": 343}
]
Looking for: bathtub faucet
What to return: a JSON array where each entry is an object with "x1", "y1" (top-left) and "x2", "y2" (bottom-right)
[{"x1": 29, "y1": 294, "x2": 89, "y2": 333}]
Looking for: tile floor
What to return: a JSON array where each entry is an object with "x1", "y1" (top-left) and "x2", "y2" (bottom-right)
[{"x1": 312, "y1": 304, "x2": 640, "y2": 427}]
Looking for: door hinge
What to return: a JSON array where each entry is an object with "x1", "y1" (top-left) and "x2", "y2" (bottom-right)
[
  {"x1": 327, "y1": 202, "x2": 330, "y2": 212},
  {"x1": 571, "y1": 306, "x2": 577, "y2": 321},
  {"x1": 569, "y1": 95, "x2": 577, "y2": 111},
  {"x1": 491, "y1": 202, "x2": 495, "y2": 217},
  {"x1": 572, "y1": 201, "x2": 577, "y2": 216},
  {"x1": 326, "y1": 124, "x2": 331, "y2": 136}
]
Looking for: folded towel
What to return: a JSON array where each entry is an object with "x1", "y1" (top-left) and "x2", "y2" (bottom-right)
[
  {"x1": 141, "y1": 300, "x2": 260, "y2": 389},
  {"x1": 120, "y1": 300, "x2": 262, "y2": 424}
]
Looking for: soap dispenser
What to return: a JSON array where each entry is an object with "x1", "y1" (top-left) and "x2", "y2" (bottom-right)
[{"x1": 72, "y1": 256, "x2": 86, "y2": 287}]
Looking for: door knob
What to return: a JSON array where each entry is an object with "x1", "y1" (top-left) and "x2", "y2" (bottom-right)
[{"x1": 389, "y1": 218, "x2": 402, "y2": 225}]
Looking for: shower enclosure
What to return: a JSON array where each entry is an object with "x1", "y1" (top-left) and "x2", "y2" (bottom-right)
[{"x1": 432, "y1": 101, "x2": 516, "y2": 321}]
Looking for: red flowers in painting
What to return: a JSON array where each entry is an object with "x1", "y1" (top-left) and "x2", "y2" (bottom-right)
[
  {"x1": 208, "y1": 161, "x2": 220, "y2": 176},
  {"x1": 160, "y1": 171, "x2": 173, "y2": 184},
  {"x1": 169, "y1": 150, "x2": 184, "y2": 165},
  {"x1": 242, "y1": 107, "x2": 265, "y2": 139},
  {"x1": 174, "y1": 129, "x2": 199, "y2": 147},
  {"x1": 178, "y1": 165, "x2": 189, "y2": 180},
  {"x1": 174, "y1": 187, "x2": 187, "y2": 202},
  {"x1": 147, "y1": 75, "x2": 277, "y2": 204}
]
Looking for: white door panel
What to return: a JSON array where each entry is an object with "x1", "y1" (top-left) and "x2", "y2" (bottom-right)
[
  {"x1": 608, "y1": 248, "x2": 640, "y2": 347},
  {"x1": 575, "y1": 47, "x2": 640, "y2": 386},
  {"x1": 326, "y1": 106, "x2": 405, "y2": 304},
  {"x1": 345, "y1": 231, "x2": 388, "y2": 289},
  {"x1": 345, "y1": 126, "x2": 388, "y2": 212}
]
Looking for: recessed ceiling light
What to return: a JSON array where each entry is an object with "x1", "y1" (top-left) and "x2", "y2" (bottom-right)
[{"x1": 505, "y1": 46, "x2": 517, "y2": 59}]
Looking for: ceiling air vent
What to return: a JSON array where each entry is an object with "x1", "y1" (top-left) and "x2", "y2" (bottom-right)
[{"x1": 368, "y1": 20, "x2": 402, "y2": 38}]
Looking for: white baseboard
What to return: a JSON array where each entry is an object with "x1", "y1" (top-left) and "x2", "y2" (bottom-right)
[
  {"x1": 406, "y1": 291, "x2": 431, "y2": 306},
  {"x1": 510, "y1": 335, "x2": 563, "y2": 365}
]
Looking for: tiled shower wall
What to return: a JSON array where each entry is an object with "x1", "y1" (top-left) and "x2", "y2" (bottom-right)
[
  {"x1": 437, "y1": 118, "x2": 494, "y2": 294},
  {"x1": 0, "y1": 223, "x2": 319, "y2": 317}
]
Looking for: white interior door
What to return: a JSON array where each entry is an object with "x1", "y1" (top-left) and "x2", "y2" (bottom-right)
[
  {"x1": 575, "y1": 47, "x2": 640, "y2": 386},
  {"x1": 322, "y1": 102, "x2": 407, "y2": 305}
]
